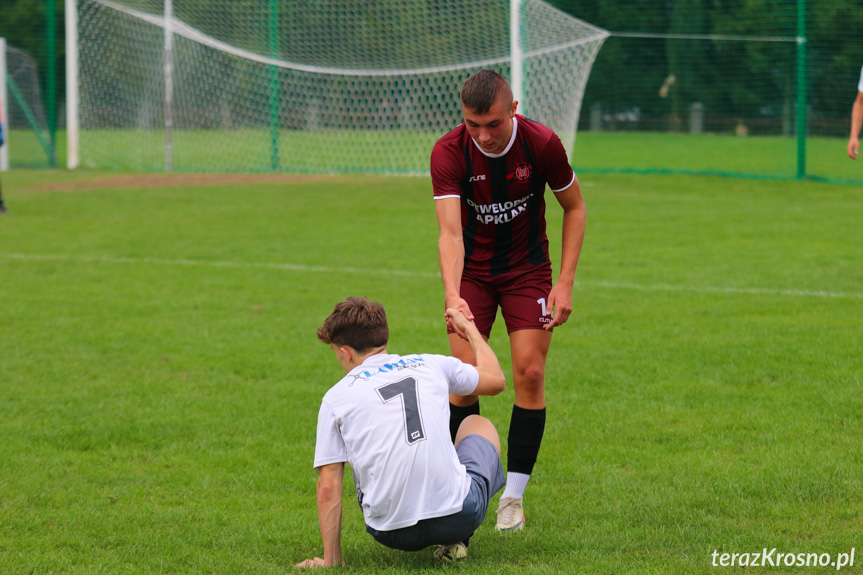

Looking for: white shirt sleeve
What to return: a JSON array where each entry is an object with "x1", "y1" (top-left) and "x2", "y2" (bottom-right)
[
  {"x1": 858, "y1": 65, "x2": 863, "y2": 93},
  {"x1": 313, "y1": 398, "x2": 348, "y2": 469},
  {"x1": 427, "y1": 354, "x2": 479, "y2": 396}
]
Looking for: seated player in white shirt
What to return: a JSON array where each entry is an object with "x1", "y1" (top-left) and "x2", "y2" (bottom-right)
[{"x1": 297, "y1": 296, "x2": 507, "y2": 567}]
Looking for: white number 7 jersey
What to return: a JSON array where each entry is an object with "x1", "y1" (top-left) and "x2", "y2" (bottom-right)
[{"x1": 313, "y1": 353, "x2": 479, "y2": 531}]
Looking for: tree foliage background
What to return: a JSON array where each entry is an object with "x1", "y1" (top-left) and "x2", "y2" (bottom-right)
[{"x1": 552, "y1": 0, "x2": 863, "y2": 135}]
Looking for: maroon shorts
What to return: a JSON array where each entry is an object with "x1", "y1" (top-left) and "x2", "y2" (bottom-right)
[{"x1": 448, "y1": 263, "x2": 553, "y2": 338}]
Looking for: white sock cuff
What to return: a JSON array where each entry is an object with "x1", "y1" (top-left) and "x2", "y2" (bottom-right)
[{"x1": 501, "y1": 471, "x2": 530, "y2": 500}]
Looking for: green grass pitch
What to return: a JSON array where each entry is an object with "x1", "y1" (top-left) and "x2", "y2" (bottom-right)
[{"x1": 0, "y1": 169, "x2": 860, "y2": 574}]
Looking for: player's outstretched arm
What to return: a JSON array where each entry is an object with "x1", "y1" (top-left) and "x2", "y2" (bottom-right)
[
  {"x1": 297, "y1": 463, "x2": 345, "y2": 569},
  {"x1": 446, "y1": 309, "x2": 505, "y2": 395},
  {"x1": 436, "y1": 198, "x2": 474, "y2": 338}
]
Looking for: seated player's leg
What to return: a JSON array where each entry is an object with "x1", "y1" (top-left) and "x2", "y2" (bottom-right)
[
  {"x1": 455, "y1": 414, "x2": 501, "y2": 454},
  {"x1": 433, "y1": 415, "x2": 503, "y2": 560},
  {"x1": 447, "y1": 273, "x2": 499, "y2": 441}
]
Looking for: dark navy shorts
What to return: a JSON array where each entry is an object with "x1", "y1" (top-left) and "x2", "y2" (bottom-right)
[{"x1": 365, "y1": 434, "x2": 505, "y2": 551}]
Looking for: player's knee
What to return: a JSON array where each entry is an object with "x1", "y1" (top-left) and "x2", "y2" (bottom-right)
[
  {"x1": 455, "y1": 415, "x2": 501, "y2": 453},
  {"x1": 457, "y1": 414, "x2": 491, "y2": 436},
  {"x1": 515, "y1": 364, "x2": 545, "y2": 391}
]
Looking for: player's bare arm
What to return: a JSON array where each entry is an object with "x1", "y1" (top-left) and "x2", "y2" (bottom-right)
[
  {"x1": 446, "y1": 308, "x2": 506, "y2": 395},
  {"x1": 545, "y1": 176, "x2": 586, "y2": 330},
  {"x1": 297, "y1": 463, "x2": 345, "y2": 569},
  {"x1": 435, "y1": 197, "x2": 474, "y2": 338},
  {"x1": 848, "y1": 91, "x2": 863, "y2": 160}
]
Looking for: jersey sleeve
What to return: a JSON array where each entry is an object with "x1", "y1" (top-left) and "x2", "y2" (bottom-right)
[
  {"x1": 858, "y1": 65, "x2": 863, "y2": 92},
  {"x1": 426, "y1": 354, "x2": 479, "y2": 395},
  {"x1": 313, "y1": 398, "x2": 348, "y2": 469},
  {"x1": 543, "y1": 132, "x2": 576, "y2": 193},
  {"x1": 430, "y1": 140, "x2": 464, "y2": 199}
]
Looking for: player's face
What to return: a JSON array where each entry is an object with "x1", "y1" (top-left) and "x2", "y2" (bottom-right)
[{"x1": 463, "y1": 97, "x2": 518, "y2": 155}]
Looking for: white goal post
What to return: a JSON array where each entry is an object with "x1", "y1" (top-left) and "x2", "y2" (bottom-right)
[
  {"x1": 65, "y1": 0, "x2": 80, "y2": 170},
  {"x1": 66, "y1": 0, "x2": 607, "y2": 173}
]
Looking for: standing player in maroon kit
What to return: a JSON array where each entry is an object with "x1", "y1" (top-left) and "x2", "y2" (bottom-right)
[{"x1": 430, "y1": 69, "x2": 586, "y2": 532}]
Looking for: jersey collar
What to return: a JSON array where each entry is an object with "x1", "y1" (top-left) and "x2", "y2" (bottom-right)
[
  {"x1": 358, "y1": 353, "x2": 398, "y2": 368},
  {"x1": 471, "y1": 116, "x2": 518, "y2": 158}
]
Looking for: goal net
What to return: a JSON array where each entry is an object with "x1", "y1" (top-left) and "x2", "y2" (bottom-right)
[
  {"x1": 71, "y1": 0, "x2": 608, "y2": 173},
  {"x1": 1, "y1": 41, "x2": 55, "y2": 169}
]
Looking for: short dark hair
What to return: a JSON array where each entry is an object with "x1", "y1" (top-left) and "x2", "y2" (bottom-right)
[
  {"x1": 317, "y1": 297, "x2": 389, "y2": 353},
  {"x1": 460, "y1": 69, "x2": 513, "y2": 114}
]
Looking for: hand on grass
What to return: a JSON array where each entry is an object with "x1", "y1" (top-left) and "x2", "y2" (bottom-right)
[{"x1": 296, "y1": 557, "x2": 343, "y2": 569}]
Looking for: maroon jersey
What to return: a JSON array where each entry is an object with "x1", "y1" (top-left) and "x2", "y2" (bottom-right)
[{"x1": 431, "y1": 115, "x2": 575, "y2": 276}]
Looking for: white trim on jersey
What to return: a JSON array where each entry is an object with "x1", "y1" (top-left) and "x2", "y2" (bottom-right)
[
  {"x1": 858, "y1": 65, "x2": 863, "y2": 93},
  {"x1": 434, "y1": 194, "x2": 462, "y2": 200},
  {"x1": 551, "y1": 171, "x2": 577, "y2": 193},
  {"x1": 313, "y1": 353, "x2": 479, "y2": 532},
  {"x1": 472, "y1": 116, "x2": 519, "y2": 158}
]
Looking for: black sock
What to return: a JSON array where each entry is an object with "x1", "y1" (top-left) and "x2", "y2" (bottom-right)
[
  {"x1": 507, "y1": 406, "x2": 546, "y2": 474},
  {"x1": 449, "y1": 401, "x2": 480, "y2": 442}
]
